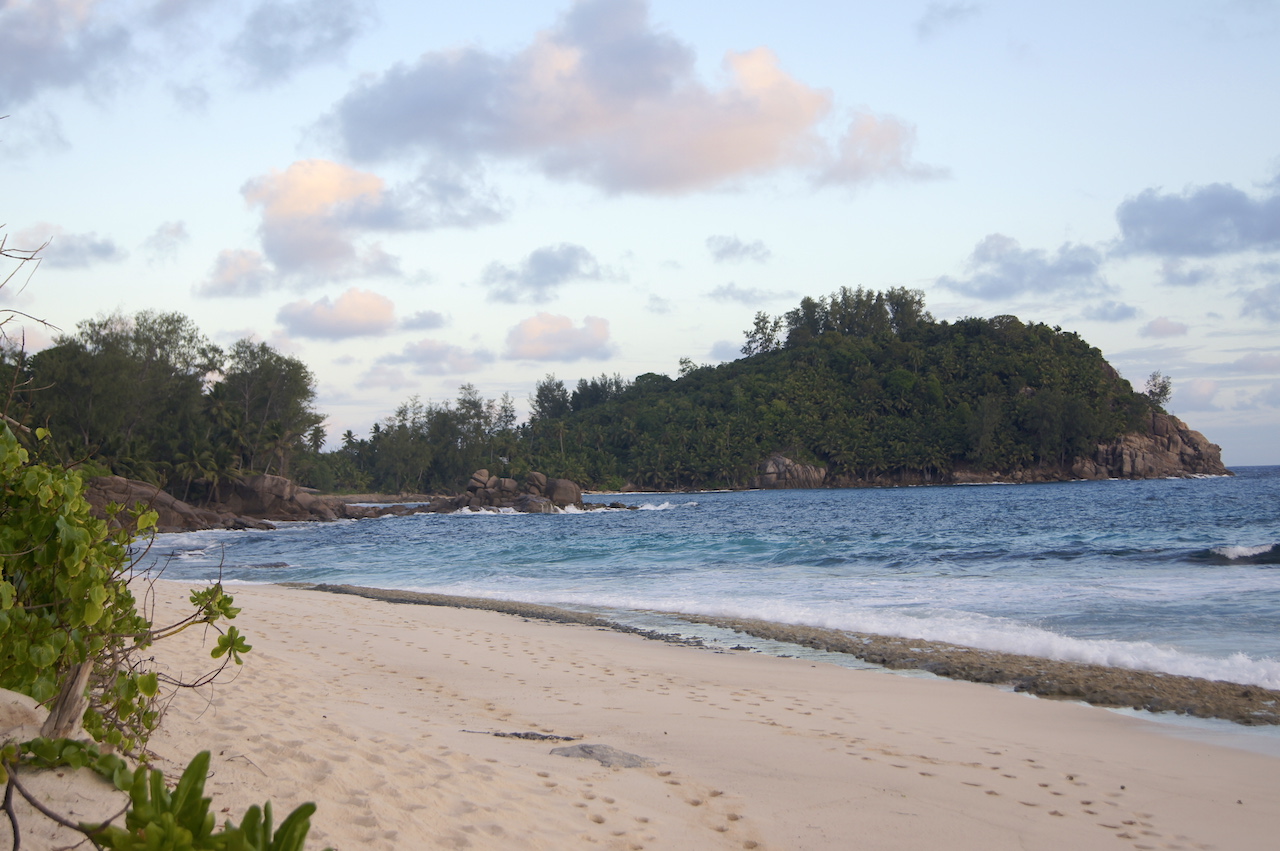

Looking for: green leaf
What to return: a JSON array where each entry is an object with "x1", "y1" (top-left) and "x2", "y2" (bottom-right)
[{"x1": 211, "y1": 625, "x2": 252, "y2": 664}]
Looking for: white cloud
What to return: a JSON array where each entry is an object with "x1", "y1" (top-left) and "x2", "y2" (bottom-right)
[
  {"x1": 195, "y1": 248, "x2": 273, "y2": 297},
  {"x1": 0, "y1": 0, "x2": 131, "y2": 111},
  {"x1": 937, "y1": 233, "x2": 1108, "y2": 299},
  {"x1": 228, "y1": 0, "x2": 373, "y2": 86},
  {"x1": 360, "y1": 363, "x2": 417, "y2": 390},
  {"x1": 482, "y1": 243, "x2": 605, "y2": 303},
  {"x1": 325, "y1": 0, "x2": 937, "y2": 194},
  {"x1": 401, "y1": 309, "x2": 447, "y2": 331},
  {"x1": 14, "y1": 223, "x2": 125, "y2": 269},
  {"x1": 1115, "y1": 181, "x2": 1280, "y2": 257},
  {"x1": 1082, "y1": 300, "x2": 1137, "y2": 322},
  {"x1": 707, "y1": 282, "x2": 790, "y2": 305},
  {"x1": 207, "y1": 159, "x2": 504, "y2": 291},
  {"x1": 142, "y1": 220, "x2": 189, "y2": 261},
  {"x1": 1175, "y1": 378, "x2": 1221, "y2": 411},
  {"x1": 1227, "y1": 352, "x2": 1280, "y2": 374},
  {"x1": 706, "y1": 235, "x2": 771, "y2": 264},
  {"x1": 276, "y1": 287, "x2": 396, "y2": 339},
  {"x1": 645, "y1": 294, "x2": 672, "y2": 314},
  {"x1": 1239, "y1": 276, "x2": 1280, "y2": 322},
  {"x1": 1159, "y1": 259, "x2": 1216, "y2": 288},
  {"x1": 503, "y1": 313, "x2": 613, "y2": 361},
  {"x1": 380, "y1": 339, "x2": 495, "y2": 374},
  {"x1": 818, "y1": 111, "x2": 948, "y2": 186},
  {"x1": 1141, "y1": 317, "x2": 1189, "y2": 338}
]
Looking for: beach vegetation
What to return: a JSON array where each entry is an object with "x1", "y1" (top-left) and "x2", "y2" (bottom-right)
[
  {"x1": 2, "y1": 741, "x2": 326, "y2": 851},
  {"x1": 0, "y1": 423, "x2": 247, "y2": 753}
]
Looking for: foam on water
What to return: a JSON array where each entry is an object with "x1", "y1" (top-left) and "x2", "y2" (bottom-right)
[{"x1": 142, "y1": 467, "x2": 1280, "y2": 688}]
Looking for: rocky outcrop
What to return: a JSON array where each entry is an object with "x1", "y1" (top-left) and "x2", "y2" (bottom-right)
[
  {"x1": 83, "y1": 467, "x2": 607, "y2": 533},
  {"x1": 211, "y1": 474, "x2": 341, "y2": 522},
  {"x1": 1072, "y1": 412, "x2": 1228, "y2": 480},
  {"x1": 84, "y1": 476, "x2": 274, "y2": 534},
  {"x1": 746, "y1": 413, "x2": 1227, "y2": 492},
  {"x1": 459, "y1": 469, "x2": 586, "y2": 511},
  {"x1": 747, "y1": 453, "x2": 827, "y2": 489}
]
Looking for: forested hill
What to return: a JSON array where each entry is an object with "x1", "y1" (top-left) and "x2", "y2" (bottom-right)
[
  {"x1": 1, "y1": 288, "x2": 1224, "y2": 500},
  {"x1": 515, "y1": 287, "x2": 1224, "y2": 491}
]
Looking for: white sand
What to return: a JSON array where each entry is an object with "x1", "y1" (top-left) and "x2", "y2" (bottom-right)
[{"x1": 21, "y1": 580, "x2": 1280, "y2": 850}]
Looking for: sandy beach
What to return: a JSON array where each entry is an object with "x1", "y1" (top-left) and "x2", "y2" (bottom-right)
[{"x1": 39, "y1": 580, "x2": 1279, "y2": 850}]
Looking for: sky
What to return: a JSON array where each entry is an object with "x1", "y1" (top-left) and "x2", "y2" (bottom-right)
[{"x1": 2, "y1": 0, "x2": 1279, "y2": 465}]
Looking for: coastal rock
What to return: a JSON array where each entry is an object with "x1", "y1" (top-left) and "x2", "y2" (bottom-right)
[
  {"x1": 84, "y1": 476, "x2": 229, "y2": 533},
  {"x1": 212, "y1": 474, "x2": 342, "y2": 522},
  {"x1": 747, "y1": 453, "x2": 827, "y2": 489},
  {"x1": 1080, "y1": 412, "x2": 1228, "y2": 479},
  {"x1": 512, "y1": 494, "x2": 556, "y2": 514},
  {"x1": 544, "y1": 478, "x2": 583, "y2": 507}
]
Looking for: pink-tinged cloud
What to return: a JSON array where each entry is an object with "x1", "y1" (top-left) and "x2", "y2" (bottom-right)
[
  {"x1": 1228, "y1": 352, "x2": 1280, "y2": 373},
  {"x1": 196, "y1": 248, "x2": 273, "y2": 297},
  {"x1": 241, "y1": 159, "x2": 403, "y2": 280},
  {"x1": 327, "y1": 0, "x2": 939, "y2": 193},
  {"x1": 1140, "y1": 317, "x2": 1189, "y2": 338},
  {"x1": 276, "y1": 287, "x2": 396, "y2": 339},
  {"x1": 503, "y1": 313, "x2": 613, "y2": 361},
  {"x1": 380, "y1": 339, "x2": 495, "y2": 374},
  {"x1": 1176, "y1": 378, "x2": 1220, "y2": 411},
  {"x1": 819, "y1": 111, "x2": 947, "y2": 185},
  {"x1": 198, "y1": 158, "x2": 503, "y2": 296}
]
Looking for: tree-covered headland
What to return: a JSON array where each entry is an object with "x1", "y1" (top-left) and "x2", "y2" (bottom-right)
[
  {"x1": 3, "y1": 287, "x2": 1180, "y2": 497},
  {"x1": 513, "y1": 287, "x2": 1164, "y2": 490}
]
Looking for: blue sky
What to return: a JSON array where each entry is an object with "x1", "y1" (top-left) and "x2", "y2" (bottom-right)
[{"x1": 3, "y1": 0, "x2": 1279, "y2": 464}]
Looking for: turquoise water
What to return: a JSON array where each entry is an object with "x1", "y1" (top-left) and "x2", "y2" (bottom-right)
[{"x1": 145, "y1": 467, "x2": 1280, "y2": 688}]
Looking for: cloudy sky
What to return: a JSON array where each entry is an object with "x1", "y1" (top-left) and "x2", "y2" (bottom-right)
[{"x1": 3, "y1": 0, "x2": 1279, "y2": 464}]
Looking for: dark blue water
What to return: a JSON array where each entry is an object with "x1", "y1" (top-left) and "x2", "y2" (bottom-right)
[{"x1": 144, "y1": 467, "x2": 1280, "y2": 688}]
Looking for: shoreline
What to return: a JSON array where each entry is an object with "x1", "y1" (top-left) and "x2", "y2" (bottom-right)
[
  {"x1": 305, "y1": 583, "x2": 1280, "y2": 728},
  {"x1": 126, "y1": 580, "x2": 1279, "y2": 850}
]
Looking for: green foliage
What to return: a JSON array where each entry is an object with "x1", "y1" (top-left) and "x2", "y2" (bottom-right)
[
  {"x1": 501, "y1": 289, "x2": 1151, "y2": 489},
  {"x1": 1144, "y1": 370, "x2": 1173, "y2": 409},
  {"x1": 5, "y1": 311, "x2": 325, "y2": 502},
  {"x1": 1, "y1": 744, "x2": 327, "y2": 851},
  {"x1": 91, "y1": 751, "x2": 326, "y2": 851},
  {"x1": 0, "y1": 424, "x2": 158, "y2": 750},
  {"x1": 8, "y1": 736, "x2": 133, "y2": 791},
  {"x1": 0, "y1": 424, "x2": 246, "y2": 752}
]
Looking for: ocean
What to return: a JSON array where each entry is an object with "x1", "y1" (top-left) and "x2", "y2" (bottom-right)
[{"x1": 144, "y1": 466, "x2": 1280, "y2": 691}]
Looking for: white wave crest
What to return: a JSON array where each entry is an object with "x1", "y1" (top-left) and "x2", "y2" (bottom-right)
[{"x1": 1212, "y1": 544, "x2": 1275, "y2": 560}]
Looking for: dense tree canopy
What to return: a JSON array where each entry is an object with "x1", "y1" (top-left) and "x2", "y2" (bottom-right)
[
  {"x1": 0, "y1": 289, "x2": 1165, "y2": 498},
  {"x1": 2, "y1": 311, "x2": 323, "y2": 501},
  {"x1": 507, "y1": 287, "x2": 1157, "y2": 490}
]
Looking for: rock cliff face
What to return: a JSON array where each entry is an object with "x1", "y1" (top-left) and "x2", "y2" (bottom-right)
[
  {"x1": 84, "y1": 476, "x2": 274, "y2": 533},
  {"x1": 1071, "y1": 413, "x2": 1228, "y2": 480},
  {"x1": 747, "y1": 453, "x2": 827, "y2": 489},
  {"x1": 749, "y1": 413, "x2": 1228, "y2": 491}
]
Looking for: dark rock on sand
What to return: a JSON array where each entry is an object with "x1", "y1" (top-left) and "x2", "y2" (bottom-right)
[{"x1": 550, "y1": 743, "x2": 653, "y2": 768}]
